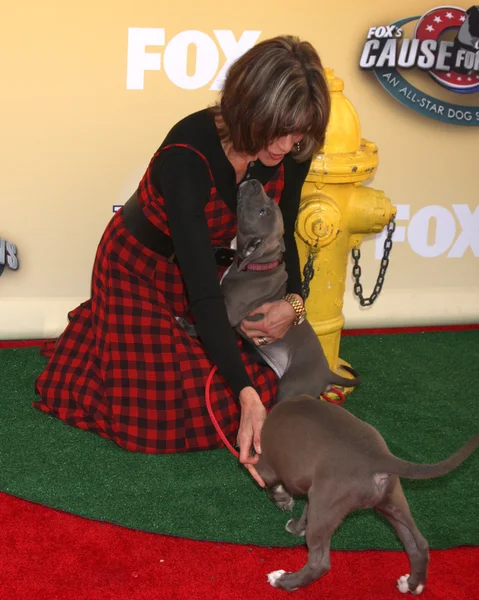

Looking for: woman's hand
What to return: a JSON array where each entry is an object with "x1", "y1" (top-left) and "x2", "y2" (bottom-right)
[
  {"x1": 237, "y1": 386, "x2": 267, "y2": 487},
  {"x1": 239, "y1": 294, "x2": 302, "y2": 345}
]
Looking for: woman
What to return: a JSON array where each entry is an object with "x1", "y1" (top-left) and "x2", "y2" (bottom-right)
[{"x1": 34, "y1": 35, "x2": 331, "y2": 486}]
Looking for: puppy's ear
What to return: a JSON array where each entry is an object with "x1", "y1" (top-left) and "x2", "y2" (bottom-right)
[{"x1": 236, "y1": 237, "x2": 265, "y2": 271}]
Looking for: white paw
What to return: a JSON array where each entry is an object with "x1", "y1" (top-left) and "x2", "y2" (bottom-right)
[
  {"x1": 397, "y1": 575, "x2": 410, "y2": 593},
  {"x1": 267, "y1": 570, "x2": 287, "y2": 587},
  {"x1": 397, "y1": 574, "x2": 425, "y2": 595},
  {"x1": 414, "y1": 585, "x2": 425, "y2": 595},
  {"x1": 285, "y1": 518, "x2": 305, "y2": 536},
  {"x1": 281, "y1": 499, "x2": 294, "y2": 512}
]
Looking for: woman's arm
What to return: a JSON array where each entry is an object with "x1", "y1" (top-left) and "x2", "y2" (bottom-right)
[
  {"x1": 154, "y1": 148, "x2": 268, "y2": 485},
  {"x1": 152, "y1": 148, "x2": 253, "y2": 398}
]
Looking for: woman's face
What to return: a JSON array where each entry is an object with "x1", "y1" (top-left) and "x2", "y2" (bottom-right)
[{"x1": 256, "y1": 133, "x2": 305, "y2": 166}]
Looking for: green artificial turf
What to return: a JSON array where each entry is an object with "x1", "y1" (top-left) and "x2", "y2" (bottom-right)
[{"x1": 0, "y1": 330, "x2": 478, "y2": 549}]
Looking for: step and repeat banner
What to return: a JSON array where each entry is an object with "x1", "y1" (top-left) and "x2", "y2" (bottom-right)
[{"x1": 1, "y1": 0, "x2": 477, "y2": 338}]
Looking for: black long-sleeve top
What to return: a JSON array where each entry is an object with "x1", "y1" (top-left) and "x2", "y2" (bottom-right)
[{"x1": 149, "y1": 109, "x2": 311, "y2": 398}]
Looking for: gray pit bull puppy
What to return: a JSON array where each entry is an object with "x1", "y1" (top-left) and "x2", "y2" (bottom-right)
[
  {"x1": 255, "y1": 394, "x2": 479, "y2": 594},
  {"x1": 220, "y1": 178, "x2": 361, "y2": 401}
]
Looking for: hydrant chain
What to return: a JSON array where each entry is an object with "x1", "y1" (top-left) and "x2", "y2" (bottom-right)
[
  {"x1": 301, "y1": 246, "x2": 319, "y2": 302},
  {"x1": 351, "y1": 214, "x2": 396, "y2": 307}
]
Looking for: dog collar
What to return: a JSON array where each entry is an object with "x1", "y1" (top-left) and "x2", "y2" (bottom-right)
[{"x1": 234, "y1": 255, "x2": 284, "y2": 272}]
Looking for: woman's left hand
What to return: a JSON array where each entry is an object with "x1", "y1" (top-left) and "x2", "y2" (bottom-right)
[{"x1": 239, "y1": 295, "x2": 301, "y2": 345}]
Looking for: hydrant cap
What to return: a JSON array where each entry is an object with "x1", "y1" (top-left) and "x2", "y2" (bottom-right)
[
  {"x1": 323, "y1": 69, "x2": 361, "y2": 154},
  {"x1": 307, "y1": 68, "x2": 379, "y2": 183},
  {"x1": 324, "y1": 68, "x2": 344, "y2": 93}
]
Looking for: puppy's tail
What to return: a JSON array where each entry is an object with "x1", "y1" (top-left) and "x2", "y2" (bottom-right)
[
  {"x1": 328, "y1": 364, "x2": 361, "y2": 389},
  {"x1": 375, "y1": 434, "x2": 479, "y2": 480}
]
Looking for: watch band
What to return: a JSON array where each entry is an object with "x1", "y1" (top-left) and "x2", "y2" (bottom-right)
[{"x1": 282, "y1": 293, "x2": 307, "y2": 325}]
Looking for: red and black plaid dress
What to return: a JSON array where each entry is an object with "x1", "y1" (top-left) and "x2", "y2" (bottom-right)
[{"x1": 33, "y1": 126, "x2": 291, "y2": 454}]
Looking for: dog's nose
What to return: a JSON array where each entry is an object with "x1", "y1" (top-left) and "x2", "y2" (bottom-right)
[{"x1": 238, "y1": 179, "x2": 261, "y2": 200}]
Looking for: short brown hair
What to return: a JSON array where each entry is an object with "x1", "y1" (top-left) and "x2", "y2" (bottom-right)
[{"x1": 210, "y1": 35, "x2": 331, "y2": 162}]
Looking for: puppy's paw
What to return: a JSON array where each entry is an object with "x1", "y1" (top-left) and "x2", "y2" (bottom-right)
[
  {"x1": 285, "y1": 518, "x2": 305, "y2": 537},
  {"x1": 267, "y1": 570, "x2": 298, "y2": 591},
  {"x1": 397, "y1": 574, "x2": 410, "y2": 593},
  {"x1": 277, "y1": 497, "x2": 294, "y2": 512},
  {"x1": 271, "y1": 484, "x2": 294, "y2": 512},
  {"x1": 397, "y1": 574, "x2": 425, "y2": 595},
  {"x1": 268, "y1": 570, "x2": 287, "y2": 587}
]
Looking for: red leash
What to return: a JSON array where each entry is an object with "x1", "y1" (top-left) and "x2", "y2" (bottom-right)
[
  {"x1": 323, "y1": 387, "x2": 345, "y2": 404},
  {"x1": 205, "y1": 366, "x2": 239, "y2": 458},
  {"x1": 205, "y1": 366, "x2": 346, "y2": 458}
]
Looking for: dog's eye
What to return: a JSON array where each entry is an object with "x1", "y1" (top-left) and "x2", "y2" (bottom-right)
[{"x1": 259, "y1": 209, "x2": 266, "y2": 216}]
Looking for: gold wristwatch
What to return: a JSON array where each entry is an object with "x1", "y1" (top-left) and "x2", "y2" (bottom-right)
[{"x1": 282, "y1": 293, "x2": 307, "y2": 325}]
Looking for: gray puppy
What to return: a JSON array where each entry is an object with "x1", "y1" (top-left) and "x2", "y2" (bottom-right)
[
  {"x1": 255, "y1": 394, "x2": 479, "y2": 594},
  {"x1": 220, "y1": 179, "x2": 360, "y2": 400}
]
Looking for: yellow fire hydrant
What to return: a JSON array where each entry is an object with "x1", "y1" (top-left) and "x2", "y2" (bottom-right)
[{"x1": 295, "y1": 68, "x2": 396, "y2": 390}]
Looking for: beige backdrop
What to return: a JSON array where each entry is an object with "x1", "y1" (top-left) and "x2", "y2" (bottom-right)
[{"x1": 1, "y1": 0, "x2": 478, "y2": 339}]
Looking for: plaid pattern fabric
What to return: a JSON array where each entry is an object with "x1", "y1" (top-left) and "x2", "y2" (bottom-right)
[{"x1": 34, "y1": 145, "x2": 286, "y2": 454}]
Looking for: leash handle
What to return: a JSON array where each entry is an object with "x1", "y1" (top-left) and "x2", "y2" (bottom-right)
[{"x1": 320, "y1": 387, "x2": 345, "y2": 404}]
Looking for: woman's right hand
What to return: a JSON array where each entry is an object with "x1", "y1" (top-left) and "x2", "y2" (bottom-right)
[{"x1": 237, "y1": 386, "x2": 267, "y2": 488}]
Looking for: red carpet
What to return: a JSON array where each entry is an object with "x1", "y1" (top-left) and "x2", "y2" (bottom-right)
[{"x1": 1, "y1": 492, "x2": 478, "y2": 600}]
